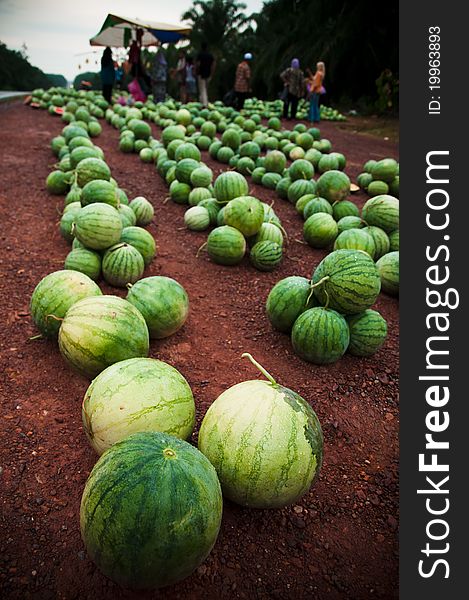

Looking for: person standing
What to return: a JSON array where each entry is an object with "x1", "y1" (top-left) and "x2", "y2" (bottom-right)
[
  {"x1": 195, "y1": 42, "x2": 215, "y2": 107},
  {"x1": 185, "y1": 56, "x2": 197, "y2": 102},
  {"x1": 175, "y1": 49, "x2": 187, "y2": 103},
  {"x1": 280, "y1": 58, "x2": 305, "y2": 120},
  {"x1": 307, "y1": 61, "x2": 326, "y2": 123},
  {"x1": 100, "y1": 47, "x2": 115, "y2": 104},
  {"x1": 150, "y1": 48, "x2": 167, "y2": 103},
  {"x1": 234, "y1": 53, "x2": 252, "y2": 110}
]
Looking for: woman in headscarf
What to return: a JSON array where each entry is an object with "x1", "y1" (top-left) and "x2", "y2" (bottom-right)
[
  {"x1": 100, "y1": 47, "x2": 115, "y2": 104},
  {"x1": 306, "y1": 61, "x2": 326, "y2": 123},
  {"x1": 151, "y1": 48, "x2": 168, "y2": 103},
  {"x1": 280, "y1": 58, "x2": 305, "y2": 120}
]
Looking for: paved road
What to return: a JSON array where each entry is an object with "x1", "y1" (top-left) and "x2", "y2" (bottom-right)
[{"x1": 0, "y1": 91, "x2": 29, "y2": 102}]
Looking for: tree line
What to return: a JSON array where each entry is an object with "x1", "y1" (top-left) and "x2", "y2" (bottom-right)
[{"x1": 0, "y1": 42, "x2": 66, "y2": 91}]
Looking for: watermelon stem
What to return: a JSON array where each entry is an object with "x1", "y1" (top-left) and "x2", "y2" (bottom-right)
[
  {"x1": 241, "y1": 353, "x2": 277, "y2": 385},
  {"x1": 323, "y1": 288, "x2": 331, "y2": 310},
  {"x1": 45, "y1": 314, "x2": 64, "y2": 323},
  {"x1": 196, "y1": 242, "x2": 207, "y2": 257},
  {"x1": 29, "y1": 334, "x2": 43, "y2": 341},
  {"x1": 163, "y1": 196, "x2": 170, "y2": 205},
  {"x1": 306, "y1": 276, "x2": 329, "y2": 305}
]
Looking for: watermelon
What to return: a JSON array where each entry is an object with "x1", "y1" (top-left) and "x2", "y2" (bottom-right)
[
  {"x1": 221, "y1": 129, "x2": 241, "y2": 150},
  {"x1": 296, "y1": 133, "x2": 314, "y2": 150},
  {"x1": 174, "y1": 142, "x2": 201, "y2": 162},
  {"x1": 30, "y1": 270, "x2": 102, "y2": 338},
  {"x1": 188, "y1": 187, "x2": 213, "y2": 206},
  {"x1": 261, "y1": 172, "x2": 282, "y2": 189},
  {"x1": 120, "y1": 226, "x2": 156, "y2": 266},
  {"x1": 250, "y1": 241, "x2": 282, "y2": 271},
  {"x1": 102, "y1": 243, "x2": 145, "y2": 288},
  {"x1": 388, "y1": 229, "x2": 399, "y2": 251},
  {"x1": 363, "y1": 226, "x2": 390, "y2": 259},
  {"x1": 346, "y1": 309, "x2": 388, "y2": 357},
  {"x1": 167, "y1": 138, "x2": 185, "y2": 160},
  {"x1": 332, "y1": 200, "x2": 360, "y2": 220},
  {"x1": 162, "y1": 125, "x2": 185, "y2": 146},
  {"x1": 303, "y1": 197, "x2": 333, "y2": 220},
  {"x1": 357, "y1": 172, "x2": 373, "y2": 190},
  {"x1": 317, "y1": 154, "x2": 339, "y2": 173},
  {"x1": 80, "y1": 431, "x2": 222, "y2": 589},
  {"x1": 316, "y1": 170, "x2": 351, "y2": 203},
  {"x1": 60, "y1": 207, "x2": 80, "y2": 243},
  {"x1": 127, "y1": 276, "x2": 189, "y2": 339},
  {"x1": 288, "y1": 159, "x2": 314, "y2": 181},
  {"x1": 223, "y1": 196, "x2": 264, "y2": 236},
  {"x1": 117, "y1": 204, "x2": 137, "y2": 228},
  {"x1": 371, "y1": 158, "x2": 399, "y2": 182},
  {"x1": 304, "y1": 148, "x2": 322, "y2": 167},
  {"x1": 208, "y1": 140, "x2": 223, "y2": 159},
  {"x1": 169, "y1": 180, "x2": 191, "y2": 204},
  {"x1": 364, "y1": 159, "x2": 377, "y2": 173},
  {"x1": 198, "y1": 353, "x2": 323, "y2": 508},
  {"x1": 367, "y1": 180, "x2": 389, "y2": 196},
  {"x1": 249, "y1": 222, "x2": 284, "y2": 247},
  {"x1": 216, "y1": 146, "x2": 235, "y2": 164},
  {"x1": 213, "y1": 171, "x2": 249, "y2": 203},
  {"x1": 185, "y1": 206, "x2": 210, "y2": 231},
  {"x1": 75, "y1": 157, "x2": 111, "y2": 188},
  {"x1": 264, "y1": 150, "x2": 287, "y2": 174},
  {"x1": 46, "y1": 170, "x2": 70, "y2": 195},
  {"x1": 333, "y1": 229, "x2": 376, "y2": 259},
  {"x1": 139, "y1": 148, "x2": 153, "y2": 163},
  {"x1": 196, "y1": 135, "x2": 212, "y2": 151},
  {"x1": 376, "y1": 251, "x2": 399, "y2": 295},
  {"x1": 251, "y1": 167, "x2": 266, "y2": 184},
  {"x1": 266, "y1": 276, "x2": 317, "y2": 333},
  {"x1": 292, "y1": 307, "x2": 350, "y2": 364},
  {"x1": 64, "y1": 184, "x2": 82, "y2": 206},
  {"x1": 68, "y1": 136, "x2": 94, "y2": 151},
  {"x1": 206, "y1": 226, "x2": 246, "y2": 265},
  {"x1": 275, "y1": 176, "x2": 291, "y2": 199},
  {"x1": 190, "y1": 166, "x2": 213, "y2": 188},
  {"x1": 129, "y1": 196, "x2": 154, "y2": 225},
  {"x1": 75, "y1": 203, "x2": 122, "y2": 250},
  {"x1": 289, "y1": 146, "x2": 305, "y2": 161},
  {"x1": 64, "y1": 248, "x2": 101, "y2": 280},
  {"x1": 81, "y1": 180, "x2": 118, "y2": 208},
  {"x1": 337, "y1": 216, "x2": 364, "y2": 233},
  {"x1": 239, "y1": 141, "x2": 260, "y2": 160},
  {"x1": 389, "y1": 176, "x2": 399, "y2": 198},
  {"x1": 361, "y1": 195, "x2": 399, "y2": 232},
  {"x1": 82, "y1": 358, "x2": 195, "y2": 455},
  {"x1": 58, "y1": 295, "x2": 149, "y2": 378},
  {"x1": 287, "y1": 179, "x2": 316, "y2": 204},
  {"x1": 303, "y1": 213, "x2": 338, "y2": 248},
  {"x1": 175, "y1": 158, "x2": 200, "y2": 184},
  {"x1": 236, "y1": 156, "x2": 256, "y2": 175},
  {"x1": 312, "y1": 249, "x2": 381, "y2": 314}
]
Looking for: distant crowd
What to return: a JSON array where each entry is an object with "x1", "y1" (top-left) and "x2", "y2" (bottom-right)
[{"x1": 100, "y1": 28, "x2": 327, "y2": 124}]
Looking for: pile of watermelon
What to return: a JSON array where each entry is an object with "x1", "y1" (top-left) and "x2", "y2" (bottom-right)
[
  {"x1": 266, "y1": 249, "x2": 388, "y2": 364},
  {"x1": 357, "y1": 157, "x2": 399, "y2": 198}
]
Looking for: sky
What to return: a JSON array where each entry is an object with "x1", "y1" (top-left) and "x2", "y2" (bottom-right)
[{"x1": 0, "y1": 0, "x2": 265, "y2": 81}]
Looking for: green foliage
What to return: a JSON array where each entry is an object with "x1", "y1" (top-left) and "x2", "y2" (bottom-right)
[
  {"x1": 47, "y1": 74, "x2": 68, "y2": 88},
  {"x1": 72, "y1": 71, "x2": 102, "y2": 91},
  {"x1": 0, "y1": 41, "x2": 53, "y2": 90}
]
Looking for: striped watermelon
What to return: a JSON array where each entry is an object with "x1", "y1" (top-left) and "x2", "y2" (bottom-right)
[
  {"x1": 174, "y1": 142, "x2": 201, "y2": 162},
  {"x1": 213, "y1": 171, "x2": 249, "y2": 203},
  {"x1": 70, "y1": 146, "x2": 103, "y2": 169},
  {"x1": 333, "y1": 229, "x2": 376, "y2": 259},
  {"x1": 367, "y1": 180, "x2": 389, "y2": 196},
  {"x1": 206, "y1": 226, "x2": 246, "y2": 265},
  {"x1": 75, "y1": 158, "x2": 111, "y2": 188},
  {"x1": 170, "y1": 180, "x2": 191, "y2": 204},
  {"x1": 261, "y1": 172, "x2": 282, "y2": 190},
  {"x1": 376, "y1": 251, "x2": 399, "y2": 295},
  {"x1": 312, "y1": 249, "x2": 381, "y2": 314},
  {"x1": 361, "y1": 195, "x2": 399, "y2": 232},
  {"x1": 120, "y1": 226, "x2": 156, "y2": 266},
  {"x1": 175, "y1": 158, "x2": 200, "y2": 185},
  {"x1": 75, "y1": 204, "x2": 122, "y2": 250},
  {"x1": 303, "y1": 213, "x2": 338, "y2": 248},
  {"x1": 275, "y1": 176, "x2": 291, "y2": 199},
  {"x1": 184, "y1": 206, "x2": 210, "y2": 231},
  {"x1": 58, "y1": 295, "x2": 149, "y2": 378},
  {"x1": 249, "y1": 222, "x2": 284, "y2": 247},
  {"x1": 81, "y1": 179, "x2": 118, "y2": 208},
  {"x1": 389, "y1": 229, "x2": 399, "y2": 251},
  {"x1": 223, "y1": 196, "x2": 264, "y2": 236},
  {"x1": 303, "y1": 197, "x2": 333, "y2": 220},
  {"x1": 102, "y1": 243, "x2": 145, "y2": 288},
  {"x1": 80, "y1": 432, "x2": 222, "y2": 589},
  {"x1": 64, "y1": 248, "x2": 101, "y2": 280},
  {"x1": 292, "y1": 307, "x2": 350, "y2": 364},
  {"x1": 198, "y1": 354, "x2": 323, "y2": 508},
  {"x1": 371, "y1": 158, "x2": 398, "y2": 182},
  {"x1": 287, "y1": 179, "x2": 316, "y2": 204},
  {"x1": 64, "y1": 184, "x2": 82, "y2": 206},
  {"x1": 264, "y1": 150, "x2": 287, "y2": 174},
  {"x1": 266, "y1": 276, "x2": 317, "y2": 333},
  {"x1": 295, "y1": 194, "x2": 315, "y2": 215},
  {"x1": 60, "y1": 206, "x2": 81, "y2": 243},
  {"x1": 127, "y1": 276, "x2": 189, "y2": 339},
  {"x1": 217, "y1": 146, "x2": 235, "y2": 164},
  {"x1": 250, "y1": 241, "x2": 282, "y2": 271},
  {"x1": 316, "y1": 170, "x2": 350, "y2": 203},
  {"x1": 47, "y1": 170, "x2": 70, "y2": 195},
  {"x1": 190, "y1": 166, "x2": 213, "y2": 188},
  {"x1": 82, "y1": 358, "x2": 195, "y2": 455},
  {"x1": 288, "y1": 159, "x2": 314, "y2": 181},
  {"x1": 129, "y1": 196, "x2": 154, "y2": 226},
  {"x1": 30, "y1": 270, "x2": 102, "y2": 338},
  {"x1": 117, "y1": 204, "x2": 137, "y2": 228},
  {"x1": 317, "y1": 154, "x2": 339, "y2": 173},
  {"x1": 188, "y1": 187, "x2": 212, "y2": 207},
  {"x1": 332, "y1": 200, "x2": 360, "y2": 220},
  {"x1": 337, "y1": 216, "x2": 364, "y2": 233},
  {"x1": 356, "y1": 172, "x2": 373, "y2": 190},
  {"x1": 251, "y1": 167, "x2": 266, "y2": 185},
  {"x1": 198, "y1": 199, "x2": 221, "y2": 226},
  {"x1": 346, "y1": 309, "x2": 388, "y2": 357},
  {"x1": 363, "y1": 226, "x2": 390, "y2": 259}
]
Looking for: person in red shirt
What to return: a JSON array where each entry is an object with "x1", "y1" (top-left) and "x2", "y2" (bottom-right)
[{"x1": 234, "y1": 53, "x2": 252, "y2": 110}]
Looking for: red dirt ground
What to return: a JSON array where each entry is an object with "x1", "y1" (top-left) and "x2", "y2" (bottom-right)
[{"x1": 0, "y1": 100, "x2": 399, "y2": 600}]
